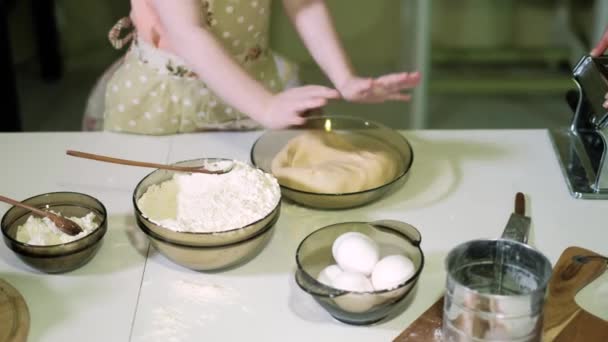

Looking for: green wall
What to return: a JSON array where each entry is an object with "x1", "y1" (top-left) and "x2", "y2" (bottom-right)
[
  {"x1": 10, "y1": 1, "x2": 584, "y2": 69},
  {"x1": 8, "y1": 0, "x2": 128, "y2": 66},
  {"x1": 9, "y1": 1, "x2": 403, "y2": 69},
  {"x1": 270, "y1": 0, "x2": 403, "y2": 66}
]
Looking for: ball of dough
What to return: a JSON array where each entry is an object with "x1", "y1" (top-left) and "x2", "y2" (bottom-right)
[
  {"x1": 332, "y1": 232, "x2": 380, "y2": 276},
  {"x1": 271, "y1": 131, "x2": 401, "y2": 194},
  {"x1": 317, "y1": 264, "x2": 343, "y2": 286},
  {"x1": 371, "y1": 255, "x2": 415, "y2": 291}
]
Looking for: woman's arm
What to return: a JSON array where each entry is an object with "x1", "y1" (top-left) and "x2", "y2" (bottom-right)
[
  {"x1": 282, "y1": 0, "x2": 420, "y2": 103},
  {"x1": 281, "y1": 0, "x2": 353, "y2": 89},
  {"x1": 151, "y1": 0, "x2": 338, "y2": 128}
]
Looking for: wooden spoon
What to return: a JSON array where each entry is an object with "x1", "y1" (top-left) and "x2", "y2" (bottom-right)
[
  {"x1": 66, "y1": 150, "x2": 232, "y2": 174},
  {"x1": 0, "y1": 195, "x2": 83, "y2": 236}
]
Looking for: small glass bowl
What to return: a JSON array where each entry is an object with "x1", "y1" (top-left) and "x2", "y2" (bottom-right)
[
  {"x1": 1, "y1": 192, "x2": 108, "y2": 273},
  {"x1": 250, "y1": 116, "x2": 414, "y2": 209},
  {"x1": 295, "y1": 220, "x2": 424, "y2": 325},
  {"x1": 133, "y1": 158, "x2": 281, "y2": 270}
]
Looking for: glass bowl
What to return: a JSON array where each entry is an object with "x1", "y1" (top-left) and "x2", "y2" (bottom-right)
[
  {"x1": 295, "y1": 220, "x2": 424, "y2": 325},
  {"x1": 133, "y1": 158, "x2": 281, "y2": 247},
  {"x1": 132, "y1": 158, "x2": 281, "y2": 270},
  {"x1": 250, "y1": 115, "x2": 414, "y2": 209},
  {"x1": 1, "y1": 192, "x2": 108, "y2": 273},
  {"x1": 136, "y1": 211, "x2": 277, "y2": 271}
]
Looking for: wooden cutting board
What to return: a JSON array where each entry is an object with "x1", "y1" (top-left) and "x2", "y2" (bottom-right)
[
  {"x1": 0, "y1": 279, "x2": 30, "y2": 342},
  {"x1": 394, "y1": 246, "x2": 608, "y2": 341}
]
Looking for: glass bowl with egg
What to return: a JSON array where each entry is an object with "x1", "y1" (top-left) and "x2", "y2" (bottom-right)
[
  {"x1": 1, "y1": 192, "x2": 108, "y2": 273},
  {"x1": 250, "y1": 116, "x2": 414, "y2": 209},
  {"x1": 132, "y1": 158, "x2": 282, "y2": 271},
  {"x1": 295, "y1": 220, "x2": 424, "y2": 325}
]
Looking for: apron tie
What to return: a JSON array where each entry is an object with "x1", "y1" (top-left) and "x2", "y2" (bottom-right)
[{"x1": 108, "y1": 17, "x2": 135, "y2": 50}]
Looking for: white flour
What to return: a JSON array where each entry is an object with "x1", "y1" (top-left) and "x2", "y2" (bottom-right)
[
  {"x1": 171, "y1": 280, "x2": 239, "y2": 304},
  {"x1": 137, "y1": 160, "x2": 280, "y2": 232},
  {"x1": 434, "y1": 327, "x2": 443, "y2": 341},
  {"x1": 138, "y1": 280, "x2": 249, "y2": 342},
  {"x1": 16, "y1": 211, "x2": 99, "y2": 245}
]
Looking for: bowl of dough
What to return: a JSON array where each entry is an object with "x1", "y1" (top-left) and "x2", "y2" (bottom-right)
[
  {"x1": 133, "y1": 158, "x2": 281, "y2": 271},
  {"x1": 295, "y1": 220, "x2": 424, "y2": 325},
  {"x1": 250, "y1": 116, "x2": 413, "y2": 209},
  {"x1": 1, "y1": 192, "x2": 108, "y2": 273}
]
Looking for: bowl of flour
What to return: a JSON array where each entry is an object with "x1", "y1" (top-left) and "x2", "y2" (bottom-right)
[
  {"x1": 1, "y1": 191, "x2": 108, "y2": 273},
  {"x1": 132, "y1": 158, "x2": 281, "y2": 270}
]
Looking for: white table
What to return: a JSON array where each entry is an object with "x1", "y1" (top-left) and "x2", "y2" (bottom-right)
[{"x1": 1, "y1": 130, "x2": 607, "y2": 341}]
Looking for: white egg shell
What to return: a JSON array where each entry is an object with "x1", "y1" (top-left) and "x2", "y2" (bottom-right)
[
  {"x1": 376, "y1": 286, "x2": 409, "y2": 303},
  {"x1": 371, "y1": 255, "x2": 415, "y2": 291},
  {"x1": 332, "y1": 232, "x2": 380, "y2": 276},
  {"x1": 334, "y1": 293, "x2": 377, "y2": 313},
  {"x1": 332, "y1": 271, "x2": 374, "y2": 292},
  {"x1": 317, "y1": 264, "x2": 343, "y2": 286},
  {"x1": 332, "y1": 272, "x2": 376, "y2": 313}
]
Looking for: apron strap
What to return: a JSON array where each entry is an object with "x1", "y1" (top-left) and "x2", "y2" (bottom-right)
[{"x1": 108, "y1": 17, "x2": 135, "y2": 50}]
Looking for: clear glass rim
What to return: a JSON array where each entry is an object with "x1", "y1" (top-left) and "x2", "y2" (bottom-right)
[
  {"x1": 136, "y1": 210, "x2": 278, "y2": 249},
  {"x1": 445, "y1": 238, "x2": 553, "y2": 299}
]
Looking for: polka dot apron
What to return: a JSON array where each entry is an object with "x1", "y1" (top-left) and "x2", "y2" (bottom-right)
[{"x1": 104, "y1": 0, "x2": 296, "y2": 135}]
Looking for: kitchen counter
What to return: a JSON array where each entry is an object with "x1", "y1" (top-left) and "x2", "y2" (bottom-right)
[{"x1": 1, "y1": 130, "x2": 606, "y2": 341}]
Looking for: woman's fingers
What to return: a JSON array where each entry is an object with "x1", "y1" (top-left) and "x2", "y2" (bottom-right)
[
  {"x1": 592, "y1": 29, "x2": 608, "y2": 57},
  {"x1": 287, "y1": 115, "x2": 307, "y2": 126},
  {"x1": 375, "y1": 73, "x2": 408, "y2": 86},
  {"x1": 375, "y1": 72, "x2": 421, "y2": 92},
  {"x1": 284, "y1": 73, "x2": 420, "y2": 107}
]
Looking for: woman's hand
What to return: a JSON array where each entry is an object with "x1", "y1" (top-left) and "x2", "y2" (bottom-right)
[
  {"x1": 338, "y1": 72, "x2": 421, "y2": 104},
  {"x1": 257, "y1": 86, "x2": 340, "y2": 129}
]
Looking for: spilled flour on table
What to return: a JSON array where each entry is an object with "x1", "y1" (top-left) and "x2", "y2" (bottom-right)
[
  {"x1": 137, "y1": 280, "x2": 252, "y2": 342},
  {"x1": 433, "y1": 328, "x2": 443, "y2": 341},
  {"x1": 399, "y1": 326, "x2": 443, "y2": 342},
  {"x1": 171, "y1": 280, "x2": 239, "y2": 304}
]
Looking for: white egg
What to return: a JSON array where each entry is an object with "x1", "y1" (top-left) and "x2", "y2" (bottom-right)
[
  {"x1": 317, "y1": 264, "x2": 343, "y2": 286},
  {"x1": 334, "y1": 293, "x2": 377, "y2": 313},
  {"x1": 371, "y1": 255, "x2": 415, "y2": 291},
  {"x1": 332, "y1": 271, "x2": 374, "y2": 292},
  {"x1": 332, "y1": 271, "x2": 376, "y2": 313},
  {"x1": 332, "y1": 232, "x2": 379, "y2": 276}
]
